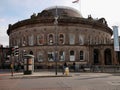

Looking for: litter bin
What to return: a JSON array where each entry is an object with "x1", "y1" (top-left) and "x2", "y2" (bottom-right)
[
  {"x1": 24, "y1": 54, "x2": 34, "y2": 75},
  {"x1": 65, "y1": 67, "x2": 69, "y2": 76}
]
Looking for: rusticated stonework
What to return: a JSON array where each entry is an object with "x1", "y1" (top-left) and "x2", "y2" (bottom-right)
[{"x1": 7, "y1": 6, "x2": 119, "y2": 69}]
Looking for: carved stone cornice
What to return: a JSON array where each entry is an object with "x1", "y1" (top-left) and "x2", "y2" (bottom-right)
[{"x1": 7, "y1": 16, "x2": 112, "y2": 36}]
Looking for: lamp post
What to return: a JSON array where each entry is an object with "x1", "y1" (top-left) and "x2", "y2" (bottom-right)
[
  {"x1": 87, "y1": 37, "x2": 90, "y2": 65},
  {"x1": 54, "y1": 6, "x2": 58, "y2": 75},
  {"x1": 23, "y1": 50, "x2": 26, "y2": 60}
]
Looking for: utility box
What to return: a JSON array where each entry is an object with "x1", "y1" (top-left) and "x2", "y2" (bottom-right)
[{"x1": 24, "y1": 54, "x2": 34, "y2": 75}]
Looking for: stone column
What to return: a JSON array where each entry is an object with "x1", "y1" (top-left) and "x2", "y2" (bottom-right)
[
  {"x1": 65, "y1": 48, "x2": 69, "y2": 62},
  {"x1": 75, "y1": 47, "x2": 79, "y2": 62},
  {"x1": 65, "y1": 32, "x2": 69, "y2": 45},
  {"x1": 100, "y1": 49, "x2": 104, "y2": 65}
]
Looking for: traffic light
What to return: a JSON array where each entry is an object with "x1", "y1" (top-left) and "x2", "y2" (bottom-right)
[
  {"x1": 14, "y1": 46, "x2": 19, "y2": 56},
  {"x1": 10, "y1": 46, "x2": 14, "y2": 56}
]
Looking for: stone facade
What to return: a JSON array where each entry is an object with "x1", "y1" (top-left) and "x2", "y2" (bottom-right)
[{"x1": 7, "y1": 6, "x2": 119, "y2": 69}]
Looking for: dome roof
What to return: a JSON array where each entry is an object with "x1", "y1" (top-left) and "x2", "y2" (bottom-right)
[
  {"x1": 41, "y1": 6, "x2": 82, "y2": 18},
  {"x1": 7, "y1": 6, "x2": 113, "y2": 36}
]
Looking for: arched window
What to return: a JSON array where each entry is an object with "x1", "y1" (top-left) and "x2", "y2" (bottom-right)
[
  {"x1": 80, "y1": 51, "x2": 84, "y2": 60},
  {"x1": 22, "y1": 36, "x2": 26, "y2": 46},
  {"x1": 101, "y1": 37, "x2": 103, "y2": 44},
  {"x1": 69, "y1": 34, "x2": 75, "y2": 45},
  {"x1": 89, "y1": 36, "x2": 93, "y2": 45},
  {"x1": 59, "y1": 51, "x2": 65, "y2": 61},
  {"x1": 98, "y1": 36, "x2": 100, "y2": 44},
  {"x1": 79, "y1": 35, "x2": 84, "y2": 45},
  {"x1": 48, "y1": 34, "x2": 54, "y2": 45},
  {"x1": 106, "y1": 37, "x2": 108, "y2": 44},
  {"x1": 59, "y1": 34, "x2": 64, "y2": 44},
  {"x1": 37, "y1": 34, "x2": 44, "y2": 45},
  {"x1": 28, "y1": 35, "x2": 34, "y2": 46},
  {"x1": 95, "y1": 36, "x2": 99, "y2": 44},
  {"x1": 70, "y1": 50, "x2": 75, "y2": 61},
  {"x1": 103, "y1": 37, "x2": 106, "y2": 44},
  {"x1": 17, "y1": 38, "x2": 20, "y2": 46}
]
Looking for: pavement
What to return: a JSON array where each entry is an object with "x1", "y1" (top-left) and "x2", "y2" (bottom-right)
[
  {"x1": 0, "y1": 71, "x2": 120, "y2": 90},
  {"x1": 10, "y1": 71, "x2": 72, "y2": 79}
]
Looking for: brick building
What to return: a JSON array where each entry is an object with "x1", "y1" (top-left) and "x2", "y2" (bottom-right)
[{"x1": 0, "y1": 45, "x2": 10, "y2": 68}]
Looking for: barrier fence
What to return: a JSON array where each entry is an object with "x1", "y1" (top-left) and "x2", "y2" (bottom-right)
[
  {"x1": 34, "y1": 65, "x2": 120, "y2": 73},
  {"x1": 0, "y1": 65, "x2": 120, "y2": 73}
]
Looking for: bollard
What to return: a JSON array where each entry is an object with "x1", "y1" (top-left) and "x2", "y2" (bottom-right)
[{"x1": 65, "y1": 67, "x2": 69, "y2": 76}]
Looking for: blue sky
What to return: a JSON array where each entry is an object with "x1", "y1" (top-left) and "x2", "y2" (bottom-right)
[{"x1": 0, "y1": 0, "x2": 120, "y2": 46}]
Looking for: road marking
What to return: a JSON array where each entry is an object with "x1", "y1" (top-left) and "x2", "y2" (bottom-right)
[{"x1": 108, "y1": 81, "x2": 120, "y2": 86}]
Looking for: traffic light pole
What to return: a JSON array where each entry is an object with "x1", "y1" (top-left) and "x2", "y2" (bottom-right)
[
  {"x1": 10, "y1": 46, "x2": 19, "y2": 76},
  {"x1": 10, "y1": 55, "x2": 14, "y2": 76}
]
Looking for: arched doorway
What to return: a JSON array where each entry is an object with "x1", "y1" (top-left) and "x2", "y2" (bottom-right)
[
  {"x1": 118, "y1": 52, "x2": 120, "y2": 64},
  {"x1": 93, "y1": 49, "x2": 99, "y2": 65},
  {"x1": 104, "y1": 49, "x2": 112, "y2": 65}
]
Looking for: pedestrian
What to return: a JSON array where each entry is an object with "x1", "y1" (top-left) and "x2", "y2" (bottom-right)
[
  {"x1": 73, "y1": 62, "x2": 76, "y2": 72},
  {"x1": 63, "y1": 62, "x2": 67, "y2": 74},
  {"x1": 10, "y1": 63, "x2": 14, "y2": 76},
  {"x1": 81, "y1": 65, "x2": 84, "y2": 72},
  {"x1": 64, "y1": 62, "x2": 67, "y2": 67},
  {"x1": 18, "y1": 62, "x2": 21, "y2": 72},
  {"x1": 14, "y1": 63, "x2": 18, "y2": 72}
]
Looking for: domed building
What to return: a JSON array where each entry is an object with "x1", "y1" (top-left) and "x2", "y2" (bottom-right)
[{"x1": 7, "y1": 6, "x2": 119, "y2": 69}]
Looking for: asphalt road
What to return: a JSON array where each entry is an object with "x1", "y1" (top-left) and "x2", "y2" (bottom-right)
[{"x1": 0, "y1": 72, "x2": 120, "y2": 90}]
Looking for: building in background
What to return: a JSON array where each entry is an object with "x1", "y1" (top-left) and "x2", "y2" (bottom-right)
[
  {"x1": 7, "y1": 6, "x2": 119, "y2": 69},
  {"x1": 0, "y1": 45, "x2": 10, "y2": 69},
  {"x1": 118, "y1": 36, "x2": 120, "y2": 63}
]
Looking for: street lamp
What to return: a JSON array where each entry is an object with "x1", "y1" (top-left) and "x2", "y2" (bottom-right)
[
  {"x1": 88, "y1": 39, "x2": 90, "y2": 65},
  {"x1": 54, "y1": 6, "x2": 58, "y2": 75}
]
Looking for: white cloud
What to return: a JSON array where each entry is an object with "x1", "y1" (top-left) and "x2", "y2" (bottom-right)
[
  {"x1": 0, "y1": 18, "x2": 6, "y2": 22},
  {"x1": 0, "y1": 26, "x2": 9, "y2": 46},
  {"x1": 0, "y1": 35, "x2": 9, "y2": 46},
  {"x1": 1, "y1": 0, "x2": 120, "y2": 46}
]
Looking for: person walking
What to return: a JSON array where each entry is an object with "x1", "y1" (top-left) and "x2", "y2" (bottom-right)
[
  {"x1": 63, "y1": 62, "x2": 67, "y2": 74},
  {"x1": 10, "y1": 63, "x2": 14, "y2": 76}
]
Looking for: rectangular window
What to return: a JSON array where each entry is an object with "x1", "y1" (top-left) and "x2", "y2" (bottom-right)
[
  {"x1": 48, "y1": 52, "x2": 54, "y2": 61},
  {"x1": 80, "y1": 51, "x2": 84, "y2": 60},
  {"x1": 70, "y1": 56, "x2": 75, "y2": 61},
  {"x1": 59, "y1": 51, "x2": 65, "y2": 61},
  {"x1": 37, "y1": 52, "x2": 43, "y2": 62},
  {"x1": 70, "y1": 50, "x2": 75, "y2": 61}
]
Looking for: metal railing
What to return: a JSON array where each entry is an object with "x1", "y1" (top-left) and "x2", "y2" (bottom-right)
[{"x1": 0, "y1": 65, "x2": 120, "y2": 73}]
